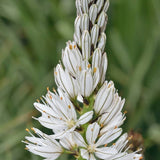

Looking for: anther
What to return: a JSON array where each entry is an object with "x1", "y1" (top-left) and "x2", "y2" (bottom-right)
[
  {"x1": 47, "y1": 87, "x2": 49, "y2": 91},
  {"x1": 26, "y1": 128, "x2": 29, "y2": 132},
  {"x1": 69, "y1": 45, "x2": 73, "y2": 50},
  {"x1": 93, "y1": 67, "x2": 97, "y2": 73},
  {"x1": 68, "y1": 105, "x2": 71, "y2": 109},
  {"x1": 36, "y1": 99, "x2": 40, "y2": 103},
  {"x1": 124, "y1": 111, "x2": 128, "y2": 114},
  {"x1": 88, "y1": 64, "x2": 91, "y2": 68},
  {"x1": 100, "y1": 123, "x2": 104, "y2": 128},
  {"x1": 114, "y1": 126, "x2": 118, "y2": 129},
  {"x1": 104, "y1": 144, "x2": 108, "y2": 147},
  {"x1": 79, "y1": 66, "x2": 82, "y2": 71},
  {"x1": 31, "y1": 128, "x2": 36, "y2": 133}
]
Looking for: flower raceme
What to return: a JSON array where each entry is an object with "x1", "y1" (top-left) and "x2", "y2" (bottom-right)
[{"x1": 23, "y1": 0, "x2": 143, "y2": 160}]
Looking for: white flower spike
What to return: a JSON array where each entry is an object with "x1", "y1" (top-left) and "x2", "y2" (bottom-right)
[{"x1": 23, "y1": 0, "x2": 143, "y2": 160}]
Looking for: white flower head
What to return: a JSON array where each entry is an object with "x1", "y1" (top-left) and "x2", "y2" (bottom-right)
[
  {"x1": 23, "y1": 128, "x2": 63, "y2": 160},
  {"x1": 73, "y1": 122, "x2": 122, "y2": 160},
  {"x1": 33, "y1": 88, "x2": 93, "y2": 139},
  {"x1": 24, "y1": 0, "x2": 143, "y2": 159}
]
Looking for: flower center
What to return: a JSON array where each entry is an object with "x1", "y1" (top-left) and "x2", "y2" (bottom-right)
[
  {"x1": 87, "y1": 144, "x2": 96, "y2": 153},
  {"x1": 67, "y1": 120, "x2": 76, "y2": 129}
]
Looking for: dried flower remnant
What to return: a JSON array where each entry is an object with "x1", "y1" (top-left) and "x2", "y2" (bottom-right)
[{"x1": 23, "y1": 0, "x2": 143, "y2": 160}]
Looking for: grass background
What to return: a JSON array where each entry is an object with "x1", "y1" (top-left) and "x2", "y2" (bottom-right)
[{"x1": 0, "y1": 0, "x2": 160, "y2": 159}]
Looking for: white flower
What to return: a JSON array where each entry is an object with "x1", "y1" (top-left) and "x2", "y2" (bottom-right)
[
  {"x1": 62, "y1": 41, "x2": 82, "y2": 77},
  {"x1": 33, "y1": 89, "x2": 93, "y2": 139},
  {"x1": 107, "y1": 133, "x2": 143, "y2": 160},
  {"x1": 94, "y1": 81, "x2": 115, "y2": 115},
  {"x1": 23, "y1": 128, "x2": 63, "y2": 160},
  {"x1": 54, "y1": 64, "x2": 79, "y2": 98},
  {"x1": 73, "y1": 122, "x2": 122, "y2": 160},
  {"x1": 78, "y1": 68, "x2": 99, "y2": 97}
]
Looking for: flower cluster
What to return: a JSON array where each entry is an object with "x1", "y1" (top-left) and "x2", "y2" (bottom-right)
[{"x1": 23, "y1": 0, "x2": 143, "y2": 160}]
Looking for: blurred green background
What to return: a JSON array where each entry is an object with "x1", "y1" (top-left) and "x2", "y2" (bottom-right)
[{"x1": 0, "y1": 0, "x2": 160, "y2": 159}]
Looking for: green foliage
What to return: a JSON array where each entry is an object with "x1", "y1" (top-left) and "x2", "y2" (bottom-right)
[{"x1": 0, "y1": 0, "x2": 159, "y2": 159}]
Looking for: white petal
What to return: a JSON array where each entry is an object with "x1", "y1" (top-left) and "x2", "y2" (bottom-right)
[
  {"x1": 100, "y1": 53, "x2": 108, "y2": 84},
  {"x1": 81, "y1": 14, "x2": 89, "y2": 31},
  {"x1": 96, "y1": 0, "x2": 104, "y2": 13},
  {"x1": 103, "y1": 0, "x2": 110, "y2": 13},
  {"x1": 95, "y1": 147, "x2": 117, "y2": 159},
  {"x1": 89, "y1": 4, "x2": 98, "y2": 24},
  {"x1": 97, "y1": 12, "x2": 108, "y2": 32},
  {"x1": 73, "y1": 131, "x2": 87, "y2": 147},
  {"x1": 81, "y1": 0, "x2": 88, "y2": 13},
  {"x1": 86, "y1": 122, "x2": 100, "y2": 145},
  {"x1": 78, "y1": 111, "x2": 93, "y2": 125},
  {"x1": 91, "y1": 25, "x2": 100, "y2": 49},
  {"x1": 94, "y1": 81, "x2": 115, "y2": 114},
  {"x1": 82, "y1": 30, "x2": 91, "y2": 60},
  {"x1": 96, "y1": 128, "x2": 122, "y2": 146},
  {"x1": 79, "y1": 70, "x2": 94, "y2": 97},
  {"x1": 76, "y1": 0, "x2": 82, "y2": 16},
  {"x1": 98, "y1": 32, "x2": 106, "y2": 52},
  {"x1": 81, "y1": 149, "x2": 89, "y2": 159},
  {"x1": 92, "y1": 48, "x2": 102, "y2": 70}
]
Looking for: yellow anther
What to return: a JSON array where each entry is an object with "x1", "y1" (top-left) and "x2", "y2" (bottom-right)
[
  {"x1": 114, "y1": 126, "x2": 118, "y2": 129},
  {"x1": 68, "y1": 105, "x2": 71, "y2": 109},
  {"x1": 128, "y1": 135, "x2": 133, "y2": 140},
  {"x1": 48, "y1": 116, "x2": 50, "y2": 118},
  {"x1": 112, "y1": 143, "x2": 116, "y2": 146},
  {"x1": 139, "y1": 156, "x2": 143, "y2": 160},
  {"x1": 91, "y1": 128, "x2": 93, "y2": 132},
  {"x1": 60, "y1": 97, "x2": 63, "y2": 100},
  {"x1": 60, "y1": 117, "x2": 62, "y2": 120},
  {"x1": 93, "y1": 67, "x2": 97, "y2": 73},
  {"x1": 31, "y1": 128, "x2": 35, "y2": 133},
  {"x1": 49, "y1": 95, "x2": 52, "y2": 99},
  {"x1": 25, "y1": 147, "x2": 28, "y2": 150},
  {"x1": 25, "y1": 128, "x2": 29, "y2": 132},
  {"x1": 69, "y1": 45, "x2": 73, "y2": 50},
  {"x1": 100, "y1": 123, "x2": 104, "y2": 128},
  {"x1": 108, "y1": 84, "x2": 111, "y2": 88},
  {"x1": 88, "y1": 64, "x2": 91, "y2": 68},
  {"x1": 104, "y1": 144, "x2": 108, "y2": 147},
  {"x1": 79, "y1": 66, "x2": 82, "y2": 71},
  {"x1": 36, "y1": 99, "x2": 40, "y2": 103},
  {"x1": 53, "y1": 88, "x2": 56, "y2": 93},
  {"x1": 74, "y1": 45, "x2": 76, "y2": 49},
  {"x1": 43, "y1": 110, "x2": 46, "y2": 113},
  {"x1": 55, "y1": 71, "x2": 57, "y2": 75},
  {"x1": 124, "y1": 111, "x2": 128, "y2": 114}
]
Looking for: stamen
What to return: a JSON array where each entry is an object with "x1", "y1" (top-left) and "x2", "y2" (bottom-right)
[
  {"x1": 104, "y1": 144, "x2": 108, "y2": 147},
  {"x1": 47, "y1": 87, "x2": 49, "y2": 91},
  {"x1": 124, "y1": 111, "x2": 128, "y2": 114},
  {"x1": 79, "y1": 66, "x2": 82, "y2": 71},
  {"x1": 26, "y1": 128, "x2": 30, "y2": 132},
  {"x1": 114, "y1": 126, "x2": 118, "y2": 129},
  {"x1": 88, "y1": 64, "x2": 91, "y2": 68},
  {"x1": 69, "y1": 45, "x2": 73, "y2": 50},
  {"x1": 68, "y1": 105, "x2": 71, "y2": 109},
  {"x1": 93, "y1": 67, "x2": 97, "y2": 73}
]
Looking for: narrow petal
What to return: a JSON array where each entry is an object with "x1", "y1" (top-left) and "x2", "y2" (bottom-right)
[
  {"x1": 95, "y1": 147, "x2": 117, "y2": 159},
  {"x1": 78, "y1": 111, "x2": 93, "y2": 125},
  {"x1": 73, "y1": 131, "x2": 87, "y2": 147},
  {"x1": 86, "y1": 122, "x2": 100, "y2": 145},
  {"x1": 81, "y1": 149, "x2": 89, "y2": 159},
  {"x1": 96, "y1": 128, "x2": 122, "y2": 146}
]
